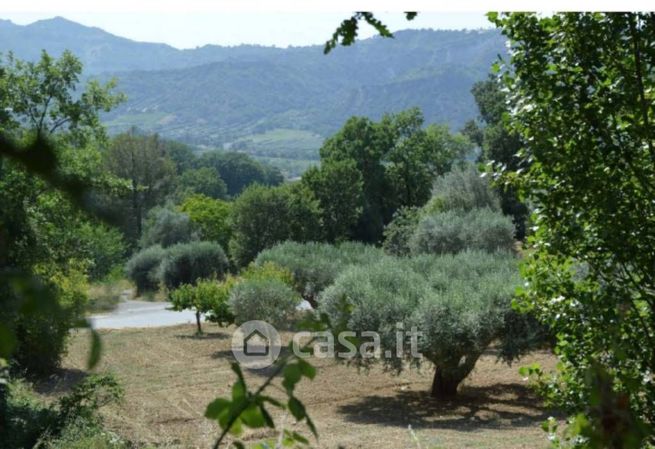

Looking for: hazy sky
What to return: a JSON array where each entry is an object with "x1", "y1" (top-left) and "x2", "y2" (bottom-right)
[{"x1": 0, "y1": 12, "x2": 493, "y2": 49}]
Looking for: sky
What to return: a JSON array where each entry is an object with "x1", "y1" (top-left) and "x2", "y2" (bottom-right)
[{"x1": 0, "y1": 11, "x2": 493, "y2": 49}]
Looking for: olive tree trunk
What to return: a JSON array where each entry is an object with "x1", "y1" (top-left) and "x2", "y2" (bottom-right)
[{"x1": 430, "y1": 352, "x2": 482, "y2": 400}]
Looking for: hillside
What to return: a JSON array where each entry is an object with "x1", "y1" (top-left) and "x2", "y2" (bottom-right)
[{"x1": 0, "y1": 18, "x2": 505, "y2": 174}]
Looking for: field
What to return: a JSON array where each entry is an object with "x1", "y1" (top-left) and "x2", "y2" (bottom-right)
[{"x1": 39, "y1": 324, "x2": 559, "y2": 449}]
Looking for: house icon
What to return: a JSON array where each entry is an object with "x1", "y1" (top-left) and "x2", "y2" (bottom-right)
[
  {"x1": 243, "y1": 328, "x2": 270, "y2": 357},
  {"x1": 232, "y1": 320, "x2": 281, "y2": 368}
]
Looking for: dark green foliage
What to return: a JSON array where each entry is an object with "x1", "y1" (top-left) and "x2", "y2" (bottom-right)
[
  {"x1": 177, "y1": 166, "x2": 228, "y2": 200},
  {"x1": 139, "y1": 206, "x2": 196, "y2": 248},
  {"x1": 158, "y1": 241, "x2": 228, "y2": 290},
  {"x1": 228, "y1": 277, "x2": 300, "y2": 327},
  {"x1": 197, "y1": 151, "x2": 283, "y2": 197},
  {"x1": 409, "y1": 208, "x2": 515, "y2": 256},
  {"x1": 319, "y1": 109, "x2": 472, "y2": 242},
  {"x1": 104, "y1": 131, "x2": 176, "y2": 242},
  {"x1": 1, "y1": 374, "x2": 123, "y2": 449},
  {"x1": 470, "y1": 76, "x2": 528, "y2": 239},
  {"x1": 301, "y1": 159, "x2": 363, "y2": 242},
  {"x1": 124, "y1": 245, "x2": 165, "y2": 295},
  {"x1": 77, "y1": 223, "x2": 127, "y2": 281},
  {"x1": 228, "y1": 183, "x2": 321, "y2": 267},
  {"x1": 492, "y1": 11, "x2": 655, "y2": 444},
  {"x1": 382, "y1": 206, "x2": 421, "y2": 256}
]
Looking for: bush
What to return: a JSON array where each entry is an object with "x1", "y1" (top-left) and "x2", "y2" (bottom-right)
[
  {"x1": 139, "y1": 206, "x2": 196, "y2": 248},
  {"x1": 1, "y1": 374, "x2": 123, "y2": 449},
  {"x1": 229, "y1": 277, "x2": 301, "y2": 327},
  {"x1": 320, "y1": 251, "x2": 529, "y2": 399},
  {"x1": 255, "y1": 241, "x2": 385, "y2": 308},
  {"x1": 124, "y1": 245, "x2": 166, "y2": 295},
  {"x1": 9, "y1": 266, "x2": 88, "y2": 376},
  {"x1": 425, "y1": 167, "x2": 501, "y2": 214},
  {"x1": 409, "y1": 208, "x2": 515, "y2": 255},
  {"x1": 158, "y1": 241, "x2": 228, "y2": 290},
  {"x1": 77, "y1": 222, "x2": 127, "y2": 281}
]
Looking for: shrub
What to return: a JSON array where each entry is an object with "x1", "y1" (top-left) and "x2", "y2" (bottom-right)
[
  {"x1": 77, "y1": 222, "x2": 127, "y2": 281},
  {"x1": 9, "y1": 266, "x2": 88, "y2": 376},
  {"x1": 139, "y1": 206, "x2": 196, "y2": 248},
  {"x1": 425, "y1": 167, "x2": 501, "y2": 214},
  {"x1": 124, "y1": 245, "x2": 166, "y2": 295},
  {"x1": 320, "y1": 251, "x2": 530, "y2": 399},
  {"x1": 409, "y1": 208, "x2": 515, "y2": 255},
  {"x1": 158, "y1": 241, "x2": 228, "y2": 290},
  {"x1": 229, "y1": 277, "x2": 301, "y2": 328},
  {"x1": 1, "y1": 374, "x2": 123, "y2": 449}
]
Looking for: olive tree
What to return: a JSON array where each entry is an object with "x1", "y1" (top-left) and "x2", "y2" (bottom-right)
[
  {"x1": 320, "y1": 251, "x2": 534, "y2": 399},
  {"x1": 229, "y1": 277, "x2": 301, "y2": 328},
  {"x1": 255, "y1": 241, "x2": 385, "y2": 308},
  {"x1": 409, "y1": 208, "x2": 515, "y2": 256},
  {"x1": 158, "y1": 241, "x2": 229, "y2": 290},
  {"x1": 124, "y1": 245, "x2": 166, "y2": 295}
]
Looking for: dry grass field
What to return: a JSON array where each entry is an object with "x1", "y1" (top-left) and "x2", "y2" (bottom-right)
[{"x1": 37, "y1": 324, "x2": 559, "y2": 449}]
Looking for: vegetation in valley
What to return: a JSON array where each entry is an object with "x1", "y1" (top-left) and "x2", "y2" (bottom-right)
[{"x1": 2, "y1": 10, "x2": 654, "y2": 449}]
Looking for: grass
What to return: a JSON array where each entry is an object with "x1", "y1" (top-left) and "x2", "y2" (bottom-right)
[
  {"x1": 86, "y1": 279, "x2": 132, "y2": 314},
  {"x1": 43, "y1": 324, "x2": 559, "y2": 448}
]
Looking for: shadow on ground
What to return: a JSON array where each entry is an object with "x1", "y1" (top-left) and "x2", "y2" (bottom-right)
[
  {"x1": 338, "y1": 382, "x2": 556, "y2": 431},
  {"x1": 33, "y1": 367, "x2": 88, "y2": 395},
  {"x1": 175, "y1": 330, "x2": 229, "y2": 341}
]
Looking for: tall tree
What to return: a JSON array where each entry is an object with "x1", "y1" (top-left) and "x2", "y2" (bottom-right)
[
  {"x1": 229, "y1": 183, "x2": 321, "y2": 267},
  {"x1": 0, "y1": 50, "x2": 123, "y2": 142},
  {"x1": 104, "y1": 130, "x2": 175, "y2": 241},
  {"x1": 319, "y1": 116, "x2": 392, "y2": 242},
  {"x1": 301, "y1": 159, "x2": 364, "y2": 242},
  {"x1": 493, "y1": 12, "x2": 655, "y2": 445},
  {"x1": 470, "y1": 77, "x2": 528, "y2": 239}
]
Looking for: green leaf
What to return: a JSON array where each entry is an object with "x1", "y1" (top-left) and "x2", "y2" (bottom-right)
[
  {"x1": 287, "y1": 396, "x2": 306, "y2": 421},
  {"x1": 260, "y1": 405, "x2": 275, "y2": 428},
  {"x1": 241, "y1": 404, "x2": 266, "y2": 428},
  {"x1": 205, "y1": 398, "x2": 231, "y2": 420},
  {"x1": 232, "y1": 380, "x2": 246, "y2": 402},
  {"x1": 227, "y1": 417, "x2": 243, "y2": 436},
  {"x1": 282, "y1": 363, "x2": 302, "y2": 391},
  {"x1": 297, "y1": 358, "x2": 316, "y2": 380}
]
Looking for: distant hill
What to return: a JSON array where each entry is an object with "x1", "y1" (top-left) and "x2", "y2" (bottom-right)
[{"x1": 0, "y1": 17, "x2": 505, "y2": 175}]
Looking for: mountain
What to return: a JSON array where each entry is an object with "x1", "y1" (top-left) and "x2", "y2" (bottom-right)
[{"x1": 0, "y1": 17, "x2": 505, "y2": 175}]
